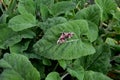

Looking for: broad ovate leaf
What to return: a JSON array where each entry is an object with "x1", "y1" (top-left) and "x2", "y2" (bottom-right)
[
  {"x1": 40, "y1": 17, "x2": 67, "y2": 32},
  {"x1": 75, "y1": 4, "x2": 100, "y2": 25},
  {"x1": 95, "y1": 0, "x2": 117, "y2": 21},
  {"x1": 34, "y1": 20, "x2": 96, "y2": 60},
  {"x1": 8, "y1": 13, "x2": 36, "y2": 31},
  {"x1": 84, "y1": 71, "x2": 112, "y2": 80},
  {"x1": 74, "y1": 44, "x2": 111, "y2": 74},
  {"x1": 0, "y1": 53, "x2": 40, "y2": 80},
  {"x1": 49, "y1": 1, "x2": 76, "y2": 16},
  {"x1": 0, "y1": 24, "x2": 35, "y2": 49},
  {"x1": 18, "y1": 0, "x2": 35, "y2": 15},
  {"x1": 45, "y1": 72, "x2": 61, "y2": 80}
]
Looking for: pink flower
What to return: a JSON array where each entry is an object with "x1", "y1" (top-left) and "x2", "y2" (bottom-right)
[{"x1": 57, "y1": 32, "x2": 74, "y2": 44}]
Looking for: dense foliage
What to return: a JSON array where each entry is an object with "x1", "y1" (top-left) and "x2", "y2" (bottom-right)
[{"x1": 0, "y1": 0, "x2": 120, "y2": 80}]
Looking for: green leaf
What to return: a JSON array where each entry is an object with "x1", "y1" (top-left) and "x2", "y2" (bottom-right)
[
  {"x1": 23, "y1": 53, "x2": 42, "y2": 59},
  {"x1": 74, "y1": 44, "x2": 111, "y2": 74},
  {"x1": 0, "y1": 25, "x2": 35, "y2": 49},
  {"x1": 67, "y1": 66, "x2": 84, "y2": 80},
  {"x1": 114, "y1": 56, "x2": 120, "y2": 63},
  {"x1": 111, "y1": 9, "x2": 120, "y2": 20},
  {"x1": 40, "y1": 17, "x2": 67, "y2": 32},
  {"x1": 34, "y1": 20, "x2": 96, "y2": 60},
  {"x1": 110, "y1": 10, "x2": 120, "y2": 33},
  {"x1": 45, "y1": 72, "x2": 61, "y2": 80},
  {"x1": 39, "y1": 0, "x2": 54, "y2": 7},
  {"x1": 42, "y1": 58, "x2": 51, "y2": 66},
  {"x1": 0, "y1": 14, "x2": 8, "y2": 23},
  {"x1": 9, "y1": 41, "x2": 30, "y2": 54},
  {"x1": 18, "y1": 0, "x2": 35, "y2": 15},
  {"x1": 105, "y1": 38, "x2": 117, "y2": 46},
  {"x1": 58, "y1": 60, "x2": 67, "y2": 70},
  {"x1": 49, "y1": 1, "x2": 76, "y2": 16},
  {"x1": 0, "y1": 53, "x2": 40, "y2": 80},
  {"x1": 3, "y1": 0, "x2": 10, "y2": 6},
  {"x1": 73, "y1": 0, "x2": 88, "y2": 9},
  {"x1": 31, "y1": 60, "x2": 45, "y2": 79},
  {"x1": 40, "y1": 4, "x2": 49, "y2": 20},
  {"x1": 36, "y1": 0, "x2": 54, "y2": 20},
  {"x1": 87, "y1": 21, "x2": 98, "y2": 42},
  {"x1": 86, "y1": 44, "x2": 111, "y2": 73},
  {"x1": 95, "y1": 0, "x2": 117, "y2": 21},
  {"x1": 8, "y1": 13, "x2": 36, "y2": 31},
  {"x1": 75, "y1": 5, "x2": 100, "y2": 25},
  {"x1": 84, "y1": 71, "x2": 112, "y2": 80}
]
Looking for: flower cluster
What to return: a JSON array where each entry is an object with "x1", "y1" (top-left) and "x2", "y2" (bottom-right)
[{"x1": 57, "y1": 32, "x2": 74, "y2": 44}]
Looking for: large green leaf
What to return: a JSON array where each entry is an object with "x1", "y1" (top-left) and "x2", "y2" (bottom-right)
[
  {"x1": 49, "y1": 1, "x2": 76, "y2": 16},
  {"x1": 95, "y1": 0, "x2": 117, "y2": 21},
  {"x1": 86, "y1": 44, "x2": 111, "y2": 74},
  {"x1": 84, "y1": 71, "x2": 112, "y2": 80},
  {"x1": 67, "y1": 65, "x2": 112, "y2": 80},
  {"x1": 75, "y1": 5, "x2": 100, "y2": 25},
  {"x1": 74, "y1": 44, "x2": 111, "y2": 74},
  {"x1": 18, "y1": 0, "x2": 35, "y2": 15},
  {"x1": 0, "y1": 53, "x2": 40, "y2": 80},
  {"x1": 40, "y1": 17, "x2": 67, "y2": 32},
  {"x1": 8, "y1": 13, "x2": 36, "y2": 31},
  {"x1": 0, "y1": 24, "x2": 35, "y2": 49},
  {"x1": 33, "y1": 20, "x2": 96, "y2": 60},
  {"x1": 45, "y1": 72, "x2": 61, "y2": 80}
]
